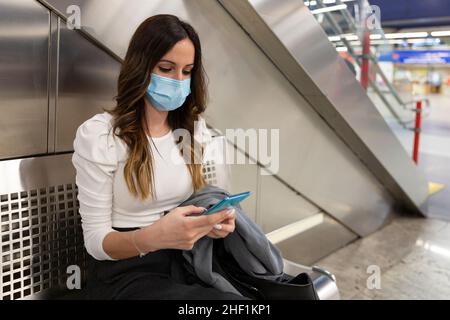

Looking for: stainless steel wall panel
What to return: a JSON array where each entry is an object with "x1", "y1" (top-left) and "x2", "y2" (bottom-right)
[
  {"x1": 0, "y1": 0, "x2": 50, "y2": 159},
  {"x1": 258, "y1": 169, "x2": 322, "y2": 234},
  {"x1": 0, "y1": 154, "x2": 75, "y2": 194},
  {"x1": 229, "y1": 160, "x2": 259, "y2": 224},
  {"x1": 38, "y1": 0, "x2": 194, "y2": 60},
  {"x1": 55, "y1": 22, "x2": 120, "y2": 152},
  {"x1": 47, "y1": 13, "x2": 59, "y2": 154},
  {"x1": 270, "y1": 214, "x2": 359, "y2": 265}
]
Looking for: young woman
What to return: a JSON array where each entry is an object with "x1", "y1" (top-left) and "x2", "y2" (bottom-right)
[{"x1": 72, "y1": 14, "x2": 248, "y2": 300}]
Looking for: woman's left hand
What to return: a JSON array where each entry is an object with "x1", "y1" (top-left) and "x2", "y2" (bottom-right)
[{"x1": 206, "y1": 208, "x2": 236, "y2": 239}]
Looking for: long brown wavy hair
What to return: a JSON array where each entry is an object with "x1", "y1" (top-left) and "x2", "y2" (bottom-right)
[{"x1": 107, "y1": 14, "x2": 208, "y2": 200}]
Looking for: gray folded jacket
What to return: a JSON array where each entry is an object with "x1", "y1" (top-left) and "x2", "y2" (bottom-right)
[{"x1": 179, "y1": 184, "x2": 284, "y2": 296}]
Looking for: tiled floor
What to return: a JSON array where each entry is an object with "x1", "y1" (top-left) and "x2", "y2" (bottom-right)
[
  {"x1": 315, "y1": 215, "x2": 450, "y2": 299},
  {"x1": 317, "y1": 94, "x2": 450, "y2": 299}
]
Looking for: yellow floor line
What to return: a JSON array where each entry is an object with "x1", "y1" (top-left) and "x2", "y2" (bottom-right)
[{"x1": 428, "y1": 182, "x2": 445, "y2": 196}]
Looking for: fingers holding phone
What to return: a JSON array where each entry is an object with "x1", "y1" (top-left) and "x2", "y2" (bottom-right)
[{"x1": 207, "y1": 207, "x2": 236, "y2": 239}]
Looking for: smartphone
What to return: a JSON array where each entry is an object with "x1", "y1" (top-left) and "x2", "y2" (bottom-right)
[{"x1": 204, "y1": 191, "x2": 251, "y2": 215}]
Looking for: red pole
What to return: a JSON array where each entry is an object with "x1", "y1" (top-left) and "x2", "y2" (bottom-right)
[
  {"x1": 413, "y1": 100, "x2": 422, "y2": 164},
  {"x1": 360, "y1": 30, "x2": 370, "y2": 90}
]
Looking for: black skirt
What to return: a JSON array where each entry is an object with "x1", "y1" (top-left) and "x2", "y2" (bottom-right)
[{"x1": 84, "y1": 228, "x2": 253, "y2": 300}]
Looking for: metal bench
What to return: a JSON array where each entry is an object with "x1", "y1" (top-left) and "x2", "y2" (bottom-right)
[{"x1": 0, "y1": 135, "x2": 339, "y2": 300}]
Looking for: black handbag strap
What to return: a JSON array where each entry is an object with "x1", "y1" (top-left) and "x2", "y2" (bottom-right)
[{"x1": 213, "y1": 239, "x2": 319, "y2": 300}]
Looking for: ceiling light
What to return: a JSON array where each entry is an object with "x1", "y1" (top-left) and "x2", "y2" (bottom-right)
[
  {"x1": 431, "y1": 30, "x2": 450, "y2": 37},
  {"x1": 369, "y1": 39, "x2": 405, "y2": 45},
  {"x1": 345, "y1": 34, "x2": 358, "y2": 41},
  {"x1": 407, "y1": 38, "x2": 441, "y2": 45},
  {"x1": 330, "y1": 33, "x2": 384, "y2": 42},
  {"x1": 310, "y1": 4, "x2": 347, "y2": 14},
  {"x1": 321, "y1": 0, "x2": 356, "y2": 3},
  {"x1": 328, "y1": 36, "x2": 342, "y2": 41},
  {"x1": 304, "y1": 1, "x2": 317, "y2": 6},
  {"x1": 385, "y1": 32, "x2": 428, "y2": 39},
  {"x1": 388, "y1": 40, "x2": 405, "y2": 45}
]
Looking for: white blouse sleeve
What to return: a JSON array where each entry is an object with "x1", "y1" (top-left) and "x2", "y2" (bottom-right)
[{"x1": 71, "y1": 114, "x2": 119, "y2": 261}]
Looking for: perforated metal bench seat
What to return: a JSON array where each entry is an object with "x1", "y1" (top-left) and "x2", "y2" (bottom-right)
[{"x1": 1, "y1": 150, "x2": 339, "y2": 300}]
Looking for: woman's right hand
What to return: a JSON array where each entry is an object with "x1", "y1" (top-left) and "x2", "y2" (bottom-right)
[{"x1": 140, "y1": 205, "x2": 234, "y2": 252}]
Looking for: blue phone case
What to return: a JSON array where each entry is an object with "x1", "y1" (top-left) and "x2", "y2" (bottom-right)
[{"x1": 204, "y1": 191, "x2": 251, "y2": 215}]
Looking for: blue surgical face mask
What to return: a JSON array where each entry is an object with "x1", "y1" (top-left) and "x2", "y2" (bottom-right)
[{"x1": 146, "y1": 73, "x2": 191, "y2": 111}]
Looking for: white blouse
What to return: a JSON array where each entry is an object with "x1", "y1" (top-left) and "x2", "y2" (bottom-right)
[{"x1": 71, "y1": 112, "x2": 212, "y2": 261}]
